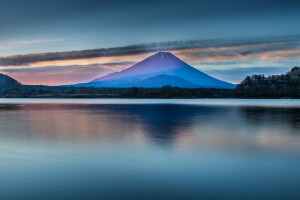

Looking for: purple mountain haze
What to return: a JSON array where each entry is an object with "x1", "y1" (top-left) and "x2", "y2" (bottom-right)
[{"x1": 76, "y1": 52, "x2": 235, "y2": 89}]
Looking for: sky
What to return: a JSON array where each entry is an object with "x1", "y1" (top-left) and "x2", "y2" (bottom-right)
[{"x1": 0, "y1": 0, "x2": 299, "y2": 85}]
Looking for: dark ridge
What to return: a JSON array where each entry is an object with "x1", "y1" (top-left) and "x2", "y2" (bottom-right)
[{"x1": 0, "y1": 73, "x2": 23, "y2": 96}]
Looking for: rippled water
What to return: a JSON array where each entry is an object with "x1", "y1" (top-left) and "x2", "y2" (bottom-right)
[{"x1": 0, "y1": 99, "x2": 300, "y2": 200}]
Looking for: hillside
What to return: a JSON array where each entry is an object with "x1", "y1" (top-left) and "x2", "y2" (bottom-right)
[
  {"x1": 0, "y1": 73, "x2": 23, "y2": 96},
  {"x1": 235, "y1": 67, "x2": 300, "y2": 98}
]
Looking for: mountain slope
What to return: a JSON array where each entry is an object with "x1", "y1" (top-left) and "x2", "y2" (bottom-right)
[
  {"x1": 0, "y1": 73, "x2": 23, "y2": 96},
  {"x1": 79, "y1": 52, "x2": 235, "y2": 89},
  {"x1": 76, "y1": 74, "x2": 199, "y2": 88},
  {"x1": 133, "y1": 74, "x2": 199, "y2": 88}
]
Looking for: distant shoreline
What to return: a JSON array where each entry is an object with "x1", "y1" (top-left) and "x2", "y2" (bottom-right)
[
  {"x1": 1, "y1": 95, "x2": 299, "y2": 99},
  {"x1": 1, "y1": 85, "x2": 299, "y2": 99},
  {"x1": 1, "y1": 99, "x2": 299, "y2": 108},
  {"x1": 1, "y1": 67, "x2": 299, "y2": 99}
]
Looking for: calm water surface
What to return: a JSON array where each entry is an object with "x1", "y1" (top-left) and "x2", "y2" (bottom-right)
[{"x1": 0, "y1": 99, "x2": 300, "y2": 200}]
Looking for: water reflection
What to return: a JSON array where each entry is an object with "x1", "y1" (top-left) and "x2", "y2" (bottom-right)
[
  {"x1": 0, "y1": 103, "x2": 299, "y2": 151},
  {"x1": 1, "y1": 101, "x2": 300, "y2": 200},
  {"x1": 240, "y1": 107, "x2": 300, "y2": 130}
]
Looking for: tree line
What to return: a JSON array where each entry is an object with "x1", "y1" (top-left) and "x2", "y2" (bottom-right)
[{"x1": 234, "y1": 67, "x2": 300, "y2": 98}]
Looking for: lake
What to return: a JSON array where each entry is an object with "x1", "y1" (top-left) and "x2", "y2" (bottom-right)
[{"x1": 0, "y1": 99, "x2": 300, "y2": 200}]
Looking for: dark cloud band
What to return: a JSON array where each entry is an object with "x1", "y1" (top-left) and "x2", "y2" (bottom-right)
[{"x1": 0, "y1": 35, "x2": 299, "y2": 66}]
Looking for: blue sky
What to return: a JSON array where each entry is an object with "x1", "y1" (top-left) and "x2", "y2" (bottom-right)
[{"x1": 0, "y1": 0, "x2": 299, "y2": 85}]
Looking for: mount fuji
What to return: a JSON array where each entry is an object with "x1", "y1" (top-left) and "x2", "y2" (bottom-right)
[{"x1": 75, "y1": 52, "x2": 235, "y2": 89}]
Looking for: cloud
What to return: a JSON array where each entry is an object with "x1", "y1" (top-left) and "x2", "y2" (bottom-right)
[
  {"x1": 172, "y1": 42, "x2": 300, "y2": 64},
  {"x1": 14, "y1": 39, "x2": 64, "y2": 44},
  {"x1": 0, "y1": 35, "x2": 299, "y2": 85},
  {"x1": 0, "y1": 35, "x2": 299, "y2": 67},
  {"x1": 203, "y1": 66, "x2": 293, "y2": 83}
]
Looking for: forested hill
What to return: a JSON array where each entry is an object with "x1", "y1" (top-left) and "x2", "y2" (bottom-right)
[
  {"x1": 234, "y1": 67, "x2": 300, "y2": 98},
  {"x1": 0, "y1": 73, "x2": 23, "y2": 96}
]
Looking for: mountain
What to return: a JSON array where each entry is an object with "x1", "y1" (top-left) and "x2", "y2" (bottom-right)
[
  {"x1": 76, "y1": 52, "x2": 236, "y2": 89},
  {"x1": 0, "y1": 73, "x2": 23, "y2": 96}
]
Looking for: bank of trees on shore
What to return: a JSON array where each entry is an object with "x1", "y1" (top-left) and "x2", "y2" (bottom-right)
[
  {"x1": 16, "y1": 85, "x2": 233, "y2": 98},
  {"x1": 234, "y1": 67, "x2": 300, "y2": 98}
]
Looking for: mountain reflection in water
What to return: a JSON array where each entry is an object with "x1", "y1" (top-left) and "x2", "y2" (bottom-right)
[
  {"x1": 0, "y1": 103, "x2": 299, "y2": 151},
  {"x1": 0, "y1": 101, "x2": 300, "y2": 200}
]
